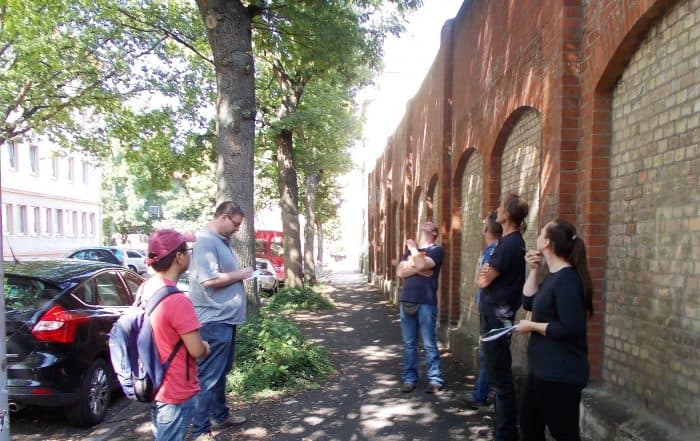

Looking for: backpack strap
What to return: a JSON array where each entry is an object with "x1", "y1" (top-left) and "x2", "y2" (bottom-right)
[
  {"x1": 143, "y1": 285, "x2": 183, "y2": 316},
  {"x1": 143, "y1": 285, "x2": 187, "y2": 381}
]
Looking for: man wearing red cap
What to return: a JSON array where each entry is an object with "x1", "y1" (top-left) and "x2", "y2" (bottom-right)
[
  {"x1": 139, "y1": 229, "x2": 210, "y2": 441},
  {"x1": 189, "y1": 201, "x2": 253, "y2": 440}
]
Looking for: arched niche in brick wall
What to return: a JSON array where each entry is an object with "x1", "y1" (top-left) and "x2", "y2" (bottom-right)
[
  {"x1": 426, "y1": 174, "x2": 439, "y2": 231},
  {"x1": 411, "y1": 187, "x2": 423, "y2": 240},
  {"x1": 593, "y1": 0, "x2": 700, "y2": 426},
  {"x1": 454, "y1": 147, "x2": 484, "y2": 337}
]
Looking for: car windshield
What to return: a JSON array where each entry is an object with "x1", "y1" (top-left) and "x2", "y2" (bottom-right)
[
  {"x1": 4, "y1": 275, "x2": 62, "y2": 312},
  {"x1": 112, "y1": 249, "x2": 124, "y2": 261}
]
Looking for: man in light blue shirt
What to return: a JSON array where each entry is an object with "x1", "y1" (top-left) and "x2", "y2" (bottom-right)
[
  {"x1": 470, "y1": 210, "x2": 502, "y2": 409},
  {"x1": 189, "y1": 201, "x2": 253, "y2": 440}
]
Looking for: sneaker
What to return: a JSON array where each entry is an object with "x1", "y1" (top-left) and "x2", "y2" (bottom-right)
[
  {"x1": 425, "y1": 383, "x2": 443, "y2": 394},
  {"x1": 192, "y1": 433, "x2": 216, "y2": 441},
  {"x1": 400, "y1": 382, "x2": 416, "y2": 393},
  {"x1": 211, "y1": 414, "x2": 247, "y2": 428}
]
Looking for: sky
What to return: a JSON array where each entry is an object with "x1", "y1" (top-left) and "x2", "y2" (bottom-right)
[{"x1": 332, "y1": 0, "x2": 464, "y2": 267}]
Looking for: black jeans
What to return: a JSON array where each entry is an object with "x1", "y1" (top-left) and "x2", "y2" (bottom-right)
[
  {"x1": 519, "y1": 373, "x2": 584, "y2": 441},
  {"x1": 481, "y1": 313, "x2": 518, "y2": 441}
]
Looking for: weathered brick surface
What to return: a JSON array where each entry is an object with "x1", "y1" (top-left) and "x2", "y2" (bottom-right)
[
  {"x1": 604, "y1": 0, "x2": 700, "y2": 426},
  {"x1": 367, "y1": 0, "x2": 700, "y2": 432},
  {"x1": 455, "y1": 151, "x2": 484, "y2": 348},
  {"x1": 499, "y1": 108, "x2": 542, "y2": 368}
]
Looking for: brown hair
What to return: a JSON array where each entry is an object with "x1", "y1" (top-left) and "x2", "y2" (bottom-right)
[
  {"x1": 484, "y1": 210, "x2": 503, "y2": 236},
  {"x1": 502, "y1": 193, "x2": 529, "y2": 232},
  {"x1": 214, "y1": 201, "x2": 245, "y2": 219},
  {"x1": 545, "y1": 219, "x2": 594, "y2": 317}
]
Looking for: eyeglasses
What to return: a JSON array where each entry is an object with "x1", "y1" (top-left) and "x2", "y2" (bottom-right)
[
  {"x1": 177, "y1": 248, "x2": 193, "y2": 255},
  {"x1": 224, "y1": 214, "x2": 242, "y2": 227}
]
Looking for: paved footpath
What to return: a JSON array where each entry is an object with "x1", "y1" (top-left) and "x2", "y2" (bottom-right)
[{"x1": 13, "y1": 270, "x2": 494, "y2": 441}]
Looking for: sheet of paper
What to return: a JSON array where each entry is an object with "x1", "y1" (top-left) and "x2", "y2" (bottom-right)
[{"x1": 480, "y1": 325, "x2": 518, "y2": 342}]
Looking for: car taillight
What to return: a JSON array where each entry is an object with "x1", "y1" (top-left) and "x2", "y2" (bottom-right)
[{"x1": 32, "y1": 305, "x2": 89, "y2": 343}]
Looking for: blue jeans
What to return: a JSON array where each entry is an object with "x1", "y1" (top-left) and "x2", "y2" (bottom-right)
[
  {"x1": 151, "y1": 398, "x2": 195, "y2": 441},
  {"x1": 400, "y1": 303, "x2": 443, "y2": 386},
  {"x1": 472, "y1": 346, "x2": 490, "y2": 403},
  {"x1": 191, "y1": 323, "x2": 237, "y2": 437}
]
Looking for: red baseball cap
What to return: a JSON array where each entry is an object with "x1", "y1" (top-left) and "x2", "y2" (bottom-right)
[{"x1": 146, "y1": 229, "x2": 196, "y2": 266}]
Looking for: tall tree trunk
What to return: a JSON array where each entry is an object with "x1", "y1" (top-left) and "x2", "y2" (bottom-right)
[
  {"x1": 196, "y1": 0, "x2": 258, "y2": 315},
  {"x1": 316, "y1": 218, "x2": 324, "y2": 270},
  {"x1": 275, "y1": 128, "x2": 304, "y2": 288},
  {"x1": 304, "y1": 173, "x2": 320, "y2": 285}
]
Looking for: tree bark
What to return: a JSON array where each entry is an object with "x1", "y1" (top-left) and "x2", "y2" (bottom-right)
[
  {"x1": 196, "y1": 0, "x2": 258, "y2": 315},
  {"x1": 275, "y1": 128, "x2": 304, "y2": 288},
  {"x1": 316, "y1": 218, "x2": 324, "y2": 270},
  {"x1": 304, "y1": 173, "x2": 320, "y2": 285}
]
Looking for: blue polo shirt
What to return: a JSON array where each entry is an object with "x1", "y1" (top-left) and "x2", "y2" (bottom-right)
[
  {"x1": 188, "y1": 229, "x2": 247, "y2": 325},
  {"x1": 399, "y1": 244, "x2": 444, "y2": 305}
]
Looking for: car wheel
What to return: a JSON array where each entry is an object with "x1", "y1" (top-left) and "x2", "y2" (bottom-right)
[
  {"x1": 128, "y1": 265, "x2": 137, "y2": 273},
  {"x1": 65, "y1": 358, "x2": 112, "y2": 426}
]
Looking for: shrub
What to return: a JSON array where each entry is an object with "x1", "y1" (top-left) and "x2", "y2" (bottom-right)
[
  {"x1": 228, "y1": 308, "x2": 334, "y2": 399},
  {"x1": 267, "y1": 286, "x2": 335, "y2": 312}
]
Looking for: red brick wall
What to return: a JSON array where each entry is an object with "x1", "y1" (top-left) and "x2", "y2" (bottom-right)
[{"x1": 366, "y1": 0, "x2": 697, "y2": 427}]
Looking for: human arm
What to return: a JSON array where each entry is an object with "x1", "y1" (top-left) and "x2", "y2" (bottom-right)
[
  {"x1": 181, "y1": 330, "x2": 210, "y2": 359},
  {"x1": 517, "y1": 272, "x2": 587, "y2": 339},
  {"x1": 201, "y1": 267, "x2": 253, "y2": 289},
  {"x1": 476, "y1": 263, "x2": 499, "y2": 288}
]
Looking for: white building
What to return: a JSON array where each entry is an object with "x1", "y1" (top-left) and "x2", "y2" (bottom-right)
[{"x1": 1, "y1": 141, "x2": 102, "y2": 258}]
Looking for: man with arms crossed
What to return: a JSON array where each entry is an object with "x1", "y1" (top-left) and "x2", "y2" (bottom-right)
[{"x1": 396, "y1": 221, "x2": 445, "y2": 394}]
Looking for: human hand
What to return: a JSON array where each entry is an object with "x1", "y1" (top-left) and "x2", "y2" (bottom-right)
[
  {"x1": 514, "y1": 320, "x2": 533, "y2": 334},
  {"x1": 201, "y1": 340, "x2": 210, "y2": 358},
  {"x1": 479, "y1": 263, "x2": 490, "y2": 276},
  {"x1": 240, "y1": 267, "x2": 254, "y2": 279},
  {"x1": 405, "y1": 239, "x2": 418, "y2": 252},
  {"x1": 524, "y1": 250, "x2": 543, "y2": 269}
]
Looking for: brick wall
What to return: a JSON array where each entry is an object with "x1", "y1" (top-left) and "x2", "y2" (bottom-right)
[
  {"x1": 456, "y1": 151, "x2": 484, "y2": 348},
  {"x1": 366, "y1": 0, "x2": 700, "y2": 431},
  {"x1": 605, "y1": 0, "x2": 700, "y2": 426}
]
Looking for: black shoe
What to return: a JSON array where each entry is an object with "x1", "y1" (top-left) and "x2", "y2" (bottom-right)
[
  {"x1": 425, "y1": 383, "x2": 442, "y2": 394},
  {"x1": 400, "y1": 382, "x2": 416, "y2": 393}
]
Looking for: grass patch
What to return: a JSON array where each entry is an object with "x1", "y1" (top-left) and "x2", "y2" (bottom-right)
[
  {"x1": 228, "y1": 302, "x2": 335, "y2": 399},
  {"x1": 266, "y1": 285, "x2": 335, "y2": 312}
]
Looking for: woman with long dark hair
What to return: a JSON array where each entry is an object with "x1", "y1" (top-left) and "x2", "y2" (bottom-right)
[{"x1": 515, "y1": 219, "x2": 594, "y2": 441}]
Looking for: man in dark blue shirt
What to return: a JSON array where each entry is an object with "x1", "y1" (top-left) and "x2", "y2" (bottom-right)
[
  {"x1": 396, "y1": 221, "x2": 444, "y2": 394},
  {"x1": 477, "y1": 193, "x2": 529, "y2": 441}
]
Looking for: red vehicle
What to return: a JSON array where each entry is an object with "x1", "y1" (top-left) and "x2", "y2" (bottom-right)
[{"x1": 255, "y1": 230, "x2": 284, "y2": 283}]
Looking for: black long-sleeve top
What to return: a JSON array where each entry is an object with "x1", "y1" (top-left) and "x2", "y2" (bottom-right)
[{"x1": 523, "y1": 267, "x2": 589, "y2": 386}]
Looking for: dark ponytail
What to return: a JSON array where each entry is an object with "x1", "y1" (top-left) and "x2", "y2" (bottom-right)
[{"x1": 545, "y1": 219, "x2": 594, "y2": 317}]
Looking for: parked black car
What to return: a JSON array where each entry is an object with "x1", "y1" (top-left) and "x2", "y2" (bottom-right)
[
  {"x1": 5, "y1": 259, "x2": 144, "y2": 426},
  {"x1": 66, "y1": 246, "x2": 127, "y2": 267}
]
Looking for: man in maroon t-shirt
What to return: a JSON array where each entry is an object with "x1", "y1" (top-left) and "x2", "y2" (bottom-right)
[{"x1": 141, "y1": 230, "x2": 210, "y2": 441}]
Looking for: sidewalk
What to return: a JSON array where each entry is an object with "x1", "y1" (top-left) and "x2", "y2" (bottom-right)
[
  {"x1": 87, "y1": 270, "x2": 494, "y2": 441},
  {"x1": 222, "y1": 270, "x2": 493, "y2": 440}
]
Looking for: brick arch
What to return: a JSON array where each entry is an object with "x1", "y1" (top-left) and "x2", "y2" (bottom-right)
[
  {"x1": 411, "y1": 186, "x2": 422, "y2": 239},
  {"x1": 488, "y1": 106, "x2": 542, "y2": 211},
  {"x1": 585, "y1": 0, "x2": 699, "y2": 424},
  {"x1": 426, "y1": 174, "x2": 439, "y2": 224}
]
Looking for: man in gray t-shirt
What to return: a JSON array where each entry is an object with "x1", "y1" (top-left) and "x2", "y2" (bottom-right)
[{"x1": 189, "y1": 201, "x2": 253, "y2": 440}]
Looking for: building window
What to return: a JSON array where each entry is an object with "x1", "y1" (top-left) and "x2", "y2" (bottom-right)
[
  {"x1": 3, "y1": 204, "x2": 13, "y2": 235},
  {"x1": 29, "y1": 146, "x2": 39, "y2": 175},
  {"x1": 7, "y1": 141, "x2": 18, "y2": 170},
  {"x1": 72, "y1": 211, "x2": 78, "y2": 236},
  {"x1": 45, "y1": 208, "x2": 52, "y2": 235},
  {"x1": 33, "y1": 207, "x2": 40, "y2": 235},
  {"x1": 51, "y1": 156, "x2": 59, "y2": 179},
  {"x1": 56, "y1": 209, "x2": 64, "y2": 235},
  {"x1": 67, "y1": 157, "x2": 74, "y2": 182},
  {"x1": 18, "y1": 205, "x2": 27, "y2": 235},
  {"x1": 89, "y1": 213, "x2": 96, "y2": 236},
  {"x1": 81, "y1": 212, "x2": 87, "y2": 236},
  {"x1": 82, "y1": 161, "x2": 89, "y2": 184}
]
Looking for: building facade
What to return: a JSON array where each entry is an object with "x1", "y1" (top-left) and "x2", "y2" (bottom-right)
[
  {"x1": 367, "y1": 0, "x2": 699, "y2": 439},
  {"x1": 1, "y1": 141, "x2": 102, "y2": 258}
]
